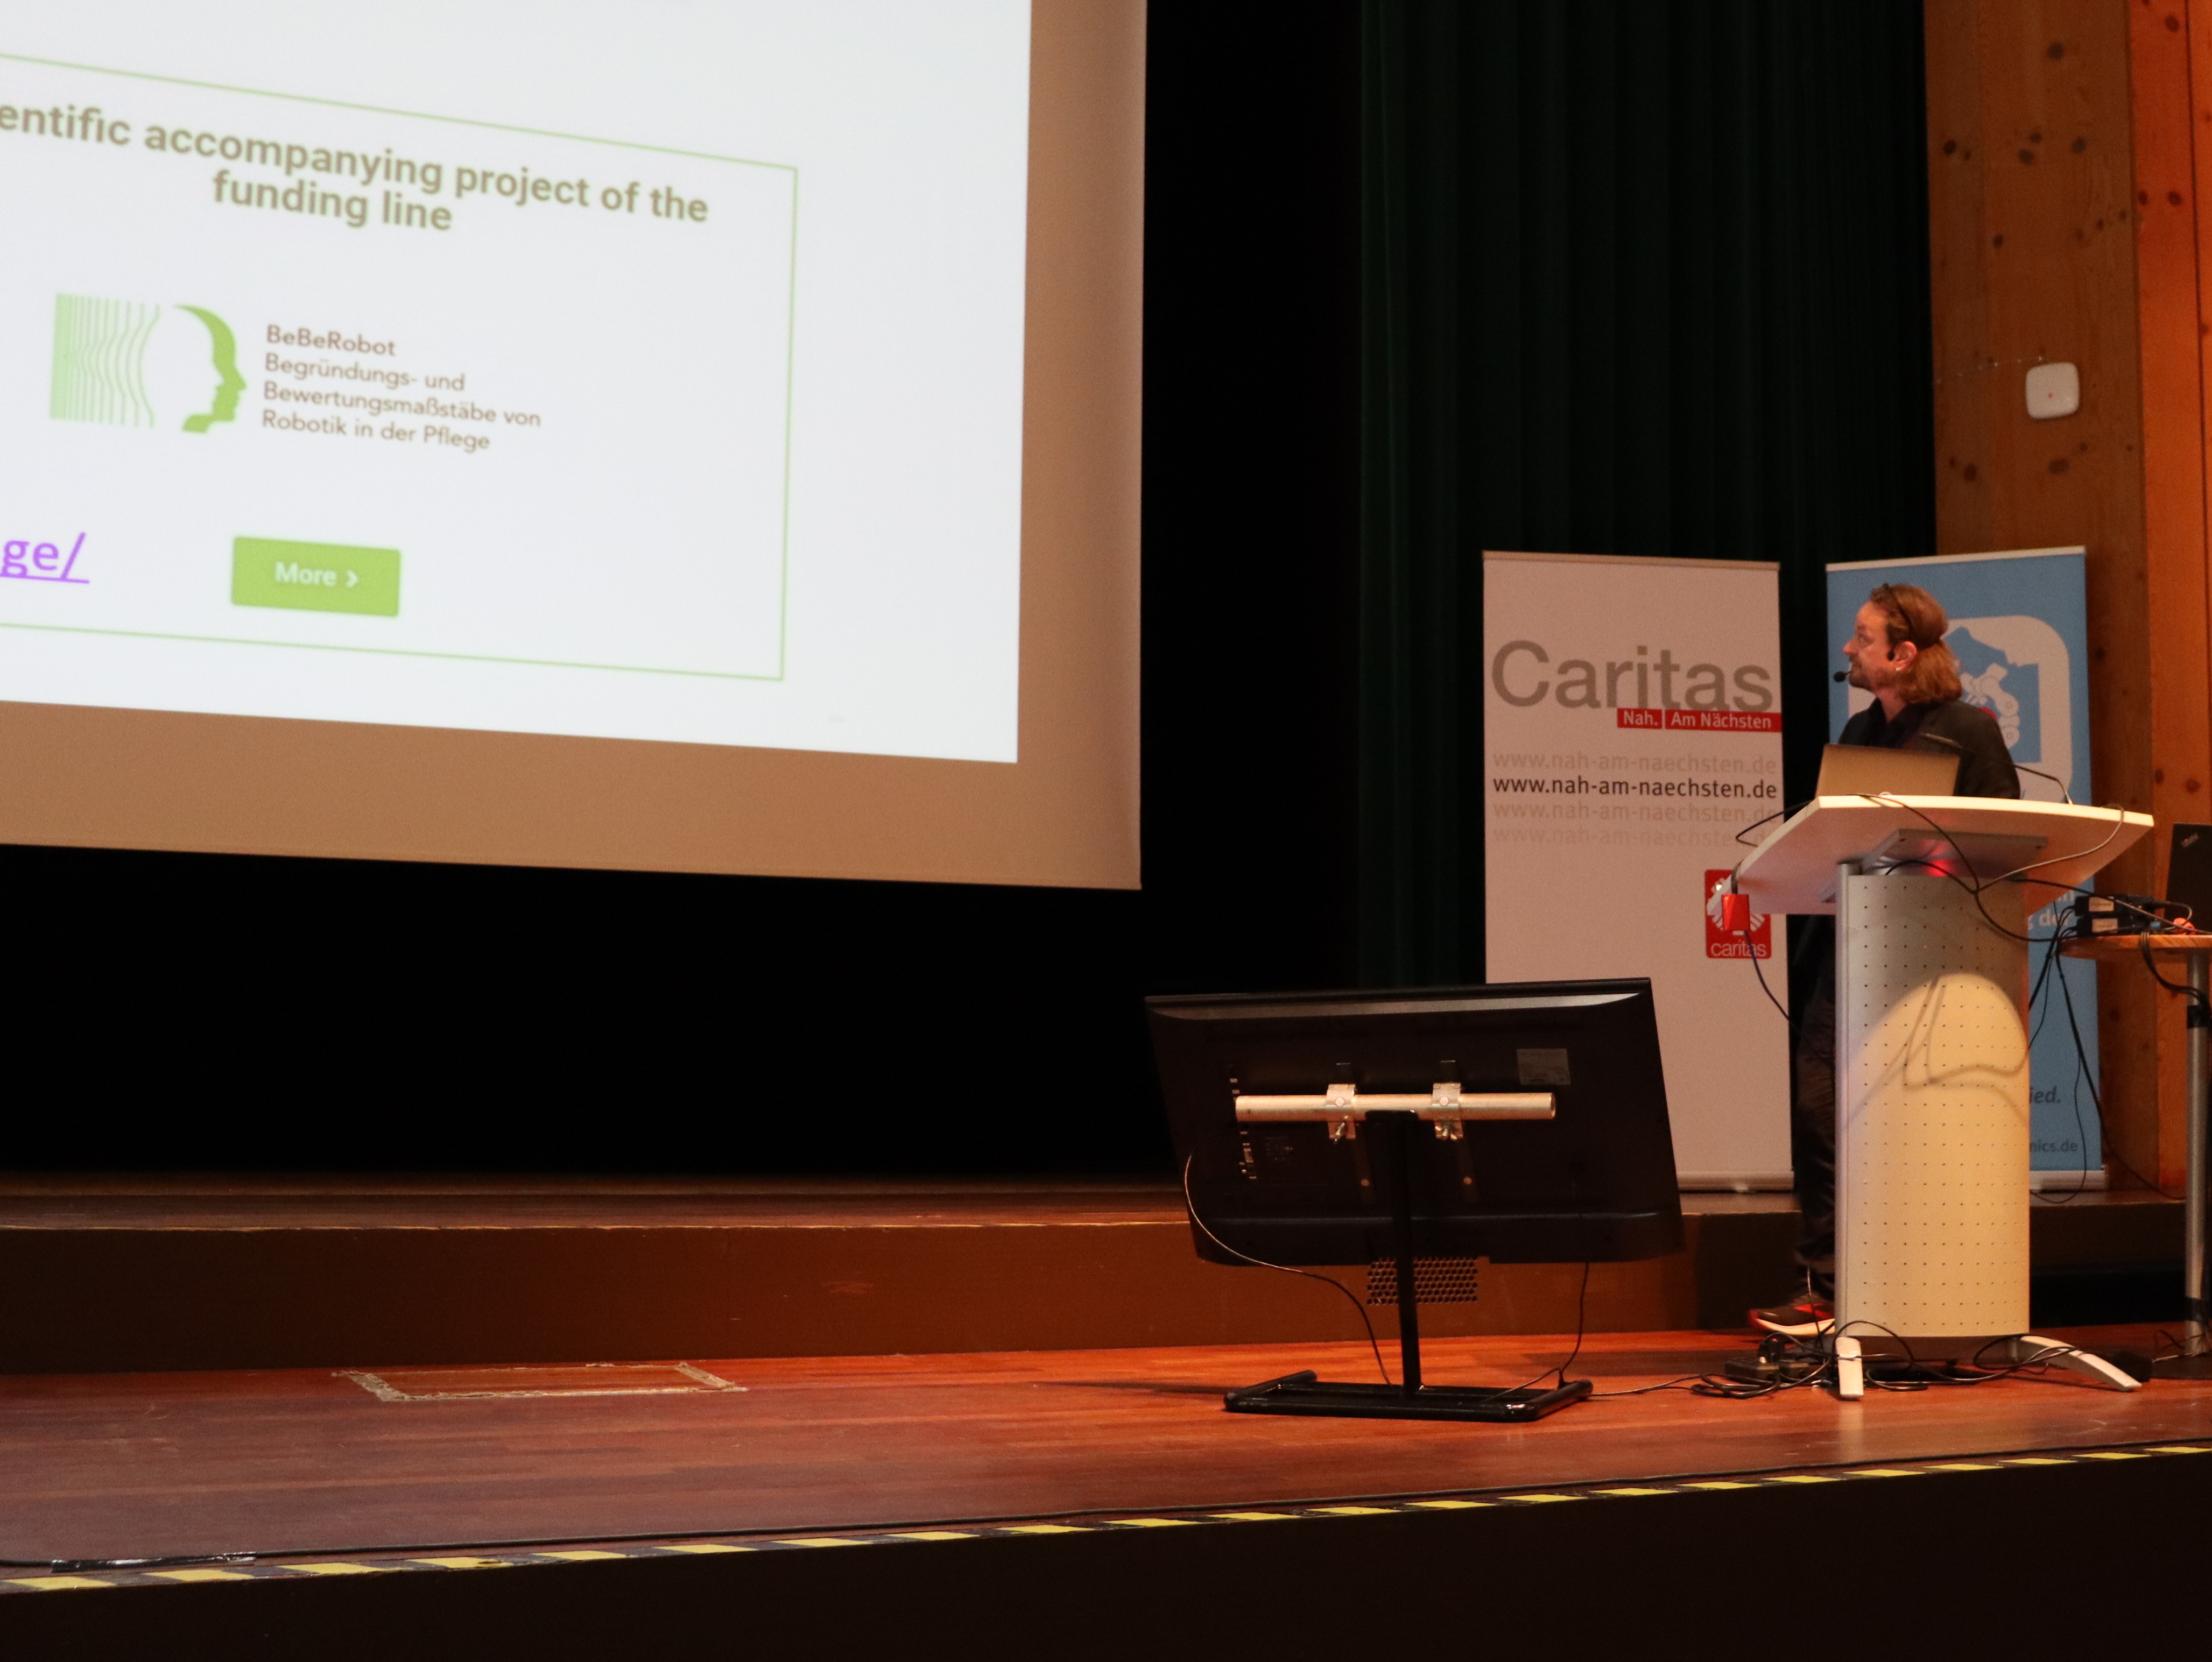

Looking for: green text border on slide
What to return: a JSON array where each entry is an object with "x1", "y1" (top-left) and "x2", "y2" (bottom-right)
[{"x1": 0, "y1": 49, "x2": 799, "y2": 684}]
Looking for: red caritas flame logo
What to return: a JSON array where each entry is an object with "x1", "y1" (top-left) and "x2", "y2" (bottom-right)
[{"x1": 1704, "y1": 869, "x2": 1772, "y2": 959}]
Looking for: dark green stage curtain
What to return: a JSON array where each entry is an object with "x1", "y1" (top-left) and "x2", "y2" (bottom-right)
[{"x1": 1358, "y1": 0, "x2": 1935, "y2": 986}]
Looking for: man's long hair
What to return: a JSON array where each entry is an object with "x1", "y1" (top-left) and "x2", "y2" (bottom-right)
[{"x1": 1869, "y1": 582, "x2": 1962, "y2": 704}]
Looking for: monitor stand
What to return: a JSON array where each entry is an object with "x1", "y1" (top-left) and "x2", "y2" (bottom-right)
[{"x1": 1222, "y1": 1112, "x2": 1591, "y2": 1424}]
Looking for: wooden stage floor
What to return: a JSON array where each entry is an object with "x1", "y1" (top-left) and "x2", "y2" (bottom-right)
[{"x1": 9, "y1": 1324, "x2": 2210, "y2": 1571}]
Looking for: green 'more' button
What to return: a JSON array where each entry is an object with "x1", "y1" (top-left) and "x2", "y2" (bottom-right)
[{"x1": 231, "y1": 538, "x2": 400, "y2": 617}]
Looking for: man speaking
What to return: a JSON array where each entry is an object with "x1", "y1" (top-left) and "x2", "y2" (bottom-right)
[{"x1": 1754, "y1": 582, "x2": 2019, "y2": 1335}]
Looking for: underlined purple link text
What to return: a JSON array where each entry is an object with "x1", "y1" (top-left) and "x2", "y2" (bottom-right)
[{"x1": 3, "y1": 534, "x2": 88, "y2": 584}]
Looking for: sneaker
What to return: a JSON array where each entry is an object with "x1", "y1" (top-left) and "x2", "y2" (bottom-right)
[{"x1": 1749, "y1": 1296, "x2": 1833, "y2": 1336}]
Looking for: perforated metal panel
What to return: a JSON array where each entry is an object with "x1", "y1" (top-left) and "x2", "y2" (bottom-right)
[
  {"x1": 1835, "y1": 869, "x2": 2031, "y2": 1338},
  {"x1": 1365, "y1": 1257, "x2": 1481, "y2": 1305}
]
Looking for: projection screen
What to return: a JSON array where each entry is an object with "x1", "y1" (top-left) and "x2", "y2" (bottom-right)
[{"x1": 0, "y1": 0, "x2": 1140, "y2": 888}]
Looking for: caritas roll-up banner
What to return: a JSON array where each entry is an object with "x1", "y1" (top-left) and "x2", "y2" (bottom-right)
[{"x1": 1484, "y1": 551, "x2": 1790, "y2": 1189}]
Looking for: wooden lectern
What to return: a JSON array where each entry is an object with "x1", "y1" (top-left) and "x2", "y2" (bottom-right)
[{"x1": 1731, "y1": 795, "x2": 2153, "y2": 1398}]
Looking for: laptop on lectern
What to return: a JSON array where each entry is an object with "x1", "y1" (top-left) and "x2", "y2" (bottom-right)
[{"x1": 1816, "y1": 743, "x2": 1958, "y2": 799}]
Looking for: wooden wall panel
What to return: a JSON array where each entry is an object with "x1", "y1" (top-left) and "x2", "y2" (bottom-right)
[
  {"x1": 1926, "y1": 1, "x2": 2166, "y2": 1183},
  {"x1": 1928, "y1": 2, "x2": 2212, "y2": 1190},
  {"x1": 2133, "y1": 1, "x2": 2212, "y2": 1189},
  {"x1": 1928, "y1": 3, "x2": 2148, "y2": 595}
]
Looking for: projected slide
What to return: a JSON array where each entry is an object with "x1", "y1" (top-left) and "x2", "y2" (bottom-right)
[{"x1": 0, "y1": 4, "x2": 1030, "y2": 760}]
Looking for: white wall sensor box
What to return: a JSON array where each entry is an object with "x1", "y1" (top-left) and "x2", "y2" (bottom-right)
[{"x1": 2026, "y1": 360, "x2": 2080, "y2": 419}]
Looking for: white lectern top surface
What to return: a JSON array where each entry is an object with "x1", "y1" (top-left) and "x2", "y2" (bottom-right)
[{"x1": 1731, "y1": 796, "x2": 2152, "y2": 915}]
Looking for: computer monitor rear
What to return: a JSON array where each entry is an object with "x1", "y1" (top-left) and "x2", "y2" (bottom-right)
[{"x1": 1147, "y1": 979, "x2": 1682, "y2": 1268}]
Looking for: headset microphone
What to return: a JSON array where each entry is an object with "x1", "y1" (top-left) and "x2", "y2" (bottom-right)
[{"x1": 1832, "y1": 670, "x2": 1850, "y2": 682}]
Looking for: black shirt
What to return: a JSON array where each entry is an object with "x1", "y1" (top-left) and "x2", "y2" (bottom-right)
[{"x1": 1836, "y1": 697, "x2": 2020, "y2": 800}]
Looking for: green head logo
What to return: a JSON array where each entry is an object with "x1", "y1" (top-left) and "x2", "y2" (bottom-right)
[
  {"x1": 49, "y1": 295, "x2": 241, "y2": 433},
  {"x1": 178, "y1": 307, "x2": 242, "y2": 433}
]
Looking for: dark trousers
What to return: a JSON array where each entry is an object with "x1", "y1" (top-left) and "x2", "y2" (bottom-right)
[{"x1": 1789, "y1": 968, "x2": 1837, "y2": 1300}]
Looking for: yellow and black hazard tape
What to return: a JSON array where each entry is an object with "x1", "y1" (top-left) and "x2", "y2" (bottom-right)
[{"x1": 8, "y1": 1439, "x2": 2206, "y2": 1596}]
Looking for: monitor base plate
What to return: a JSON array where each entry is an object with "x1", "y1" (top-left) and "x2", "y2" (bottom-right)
[{"x1": 1223, "y1": 1369, "x2": 1591, "y2": 1424}]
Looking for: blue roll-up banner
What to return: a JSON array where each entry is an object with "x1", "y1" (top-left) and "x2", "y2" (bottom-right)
[{"x1": 1826, "y1": 548, "x2": 2100, "y2": 1184}]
